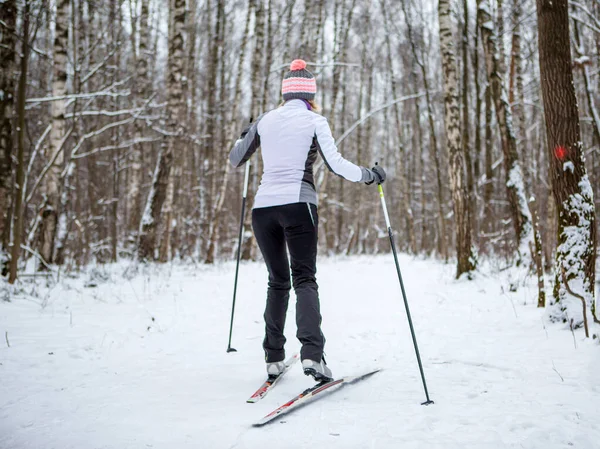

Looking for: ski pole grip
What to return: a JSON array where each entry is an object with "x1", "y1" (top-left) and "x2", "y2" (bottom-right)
[{"x1": 375, "y1": 161, "x2": 382, "y2": 186}]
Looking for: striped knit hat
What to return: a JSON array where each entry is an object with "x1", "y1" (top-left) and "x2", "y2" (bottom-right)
[{"x1": 281, "y1": 59, "x2": 316, "y2": 102}]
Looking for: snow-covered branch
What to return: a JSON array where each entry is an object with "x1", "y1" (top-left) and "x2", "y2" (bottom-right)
[
  {"x1": 26, "y1": 90, "x2": 131, "y2": 107},
  {"x1": 72, "y1": 137, "x2": 162, "y2": 160}
]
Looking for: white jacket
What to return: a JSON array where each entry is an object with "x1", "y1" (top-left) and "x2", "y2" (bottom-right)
[{"x1": 229, "y1": 99, "x2": 370, "y2": 209}]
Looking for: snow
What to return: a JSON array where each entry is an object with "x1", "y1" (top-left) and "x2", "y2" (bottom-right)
[
  {"x1": 574, "y1": 55, "x2": 590, "y2": 66},
  {"x1": 563, "y1": 161, "x2": 575, "y2": 173},
  {"x1": 481, "y1": 20, "x2": 494, "y2": 31},
  {"x1": 1, "y1": 256, "x2": 599, "y2": 449}
]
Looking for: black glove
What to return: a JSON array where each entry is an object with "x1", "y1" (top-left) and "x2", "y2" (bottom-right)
[{"x1": 365, "y1": 164, "x2": 386, "y2": 185}]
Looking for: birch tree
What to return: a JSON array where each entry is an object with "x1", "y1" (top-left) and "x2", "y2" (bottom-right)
[
  {"x1": 39, "y1": 0, "x2": 69, "y2": 266},
  {"x1": 128, "y1": 0, "x2": 151, "y2": 237},
  {"x1": 138, "y1": 0, "x2": 186, "y2": 261},
  {"x1": 439, "y1": 0, "x2": 476, "y2": 278}
]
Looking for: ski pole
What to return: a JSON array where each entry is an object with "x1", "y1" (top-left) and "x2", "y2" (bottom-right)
[
  {"x1": 377, "y1": 179, "x2": 434, "y2": 405},
  {"x1": 227, "y1": 161, "x2": 251, "y2": 353}
]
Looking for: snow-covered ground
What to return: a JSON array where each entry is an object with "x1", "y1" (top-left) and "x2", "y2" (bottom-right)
[{"x1": 1, "y1": 255, "x2": 598, "y2": 449}]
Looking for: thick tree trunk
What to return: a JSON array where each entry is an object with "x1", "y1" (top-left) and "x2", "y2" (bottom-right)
[
  {"x1": 439, "y1": 0, "x2": 476, "y2": 278},
  {"x1": 0, "y1": 0, "x2": 17, "y2": 275},
  {"x1": 536, "y1": 0, "x2": 597, "y2": 325},
  {"x1": 40, "y1": 0, "x2": 70, "y2": 266},
  {"x1": 138, "y1": 0, "x2": 185, "y2": 261}
]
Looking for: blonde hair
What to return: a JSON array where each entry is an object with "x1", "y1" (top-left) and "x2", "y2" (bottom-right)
[{"x1": 280, "y1": 99, "x2": 321, "y2": 113}]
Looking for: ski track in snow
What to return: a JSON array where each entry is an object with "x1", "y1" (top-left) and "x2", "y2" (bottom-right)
[{"x1": 0, "y1": 255, "x2": 598, "y2": 449}]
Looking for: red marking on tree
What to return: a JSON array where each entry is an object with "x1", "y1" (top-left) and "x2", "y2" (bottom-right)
[{"x1": 555, "y1": 145, "x2": 567, "y2": 160}]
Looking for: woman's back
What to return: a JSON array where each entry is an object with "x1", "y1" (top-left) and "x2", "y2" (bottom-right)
[
  {"x1": 230, "y1": 99, "x2": 366, "y2": 209},
  {"x1": 255, "y1": 100, "x2": 319, "y2": 208}
]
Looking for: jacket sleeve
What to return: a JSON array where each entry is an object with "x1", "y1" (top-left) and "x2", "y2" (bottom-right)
[
  {"x1": 313, "y1": 115, "x2": 371, "y2": 182},
  {"x1": 229, "y1": 117, "x2": 262, "y2": 168}
]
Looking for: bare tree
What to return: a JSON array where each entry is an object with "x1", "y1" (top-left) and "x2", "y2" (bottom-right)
[
  {"x1": 8, "y1": 0, "x2": 31, "y2": 283},
  {"x1": 439, "y1": 0, "x2": 476, "y2": 278},
  {"x1": 536, "y1": 0, "x2": 597, "y2": 325},
  {"x1": 400, "y1": 0, "x2": 448, "y2": 259},
  {"x1": 39, "y1": 0, "x2": 70, "y2": 266},
  {"x1": 477, "y1": 0, "x2": 535, "y2": 265},
  {"x1": 0, "y1": 0, "x2": 17, "y2": 275},
  {"x1": 128, "y1": 0, "x2": 151, "y2": 237},
  {"x1": 138, "y1": 0, "x2": 186, "y2": 261}
]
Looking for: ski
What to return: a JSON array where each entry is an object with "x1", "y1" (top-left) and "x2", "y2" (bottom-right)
[
  {"x1": 253, "y1": 369, "x2": 381, "y2": 427},
  {"x1": 247, "y1": 353, "x2": 300, "y2": 403}
]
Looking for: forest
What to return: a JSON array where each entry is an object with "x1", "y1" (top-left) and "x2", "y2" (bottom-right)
[{"x1": 0, "y1": 0, "x2": 597, "y2": 327}]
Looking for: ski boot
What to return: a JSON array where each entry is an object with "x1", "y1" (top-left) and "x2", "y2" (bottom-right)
[
  {"x1": 302, "y1": 358, "x2": 333, "y2": 382},
  {"x1": 266, "y1": 361, "x2": 286, "y2": 380}
]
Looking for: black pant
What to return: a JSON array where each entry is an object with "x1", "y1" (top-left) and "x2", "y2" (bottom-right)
[{"x1": 252, "y1": 202, "x2": 324, "y2": 363}]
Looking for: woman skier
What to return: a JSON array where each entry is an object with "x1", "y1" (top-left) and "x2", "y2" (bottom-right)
[{"x1": 229, "y1": 59, "x2": 386, "y2": 382}]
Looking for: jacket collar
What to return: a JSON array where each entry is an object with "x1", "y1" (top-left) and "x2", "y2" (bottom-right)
[{"x1": 284, "y1": 99, "x2": 310, "y2": 110}]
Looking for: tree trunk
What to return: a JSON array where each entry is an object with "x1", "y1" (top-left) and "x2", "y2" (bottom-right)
[
  {"x1": 536, "y1": 0, "x2": 597, "y2": 325},
  {"x1": 439, "y1": 0, "x2": 476, "y2": 278},
  {"x1": 0, "y1": 0, "x2": 17, "y2": 275},
  {"x1": 40, "y1": 0, "x2": 70, "y2": 266},
  {"x1": 461, "y1": 0, "x2": 475, "y2": 234},
  {"x1": 483, "y1": 84, "x2": 494, "y2": 237},
  {"x1": 241, "y1": 0, "x2": 265, "y2": 261},
  {"x1": 138, "y1": 0, "x2": 186, "y2": 261},
  {"x1": 8, "y1": 0, "x2": 30, "y2": 284},
  {"x1": 128, "y1": 0, "x2": 150, "y2": 237},
  {"x1": 473, "y1": 4, "x2": 482, "y2": 243}
]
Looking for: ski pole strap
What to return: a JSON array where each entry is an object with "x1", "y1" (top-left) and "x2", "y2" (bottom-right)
[
  {"x1": 378, "y1": 184, "x2": 392, "y2": 229},
  {"x1": 243, "y1": 162, "x2": 250, "y2": 198}
]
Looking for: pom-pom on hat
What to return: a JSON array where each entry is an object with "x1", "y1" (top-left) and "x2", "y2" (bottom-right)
[{"x1": 282, "y1": 59, "x2": 316, "y2": 102}]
